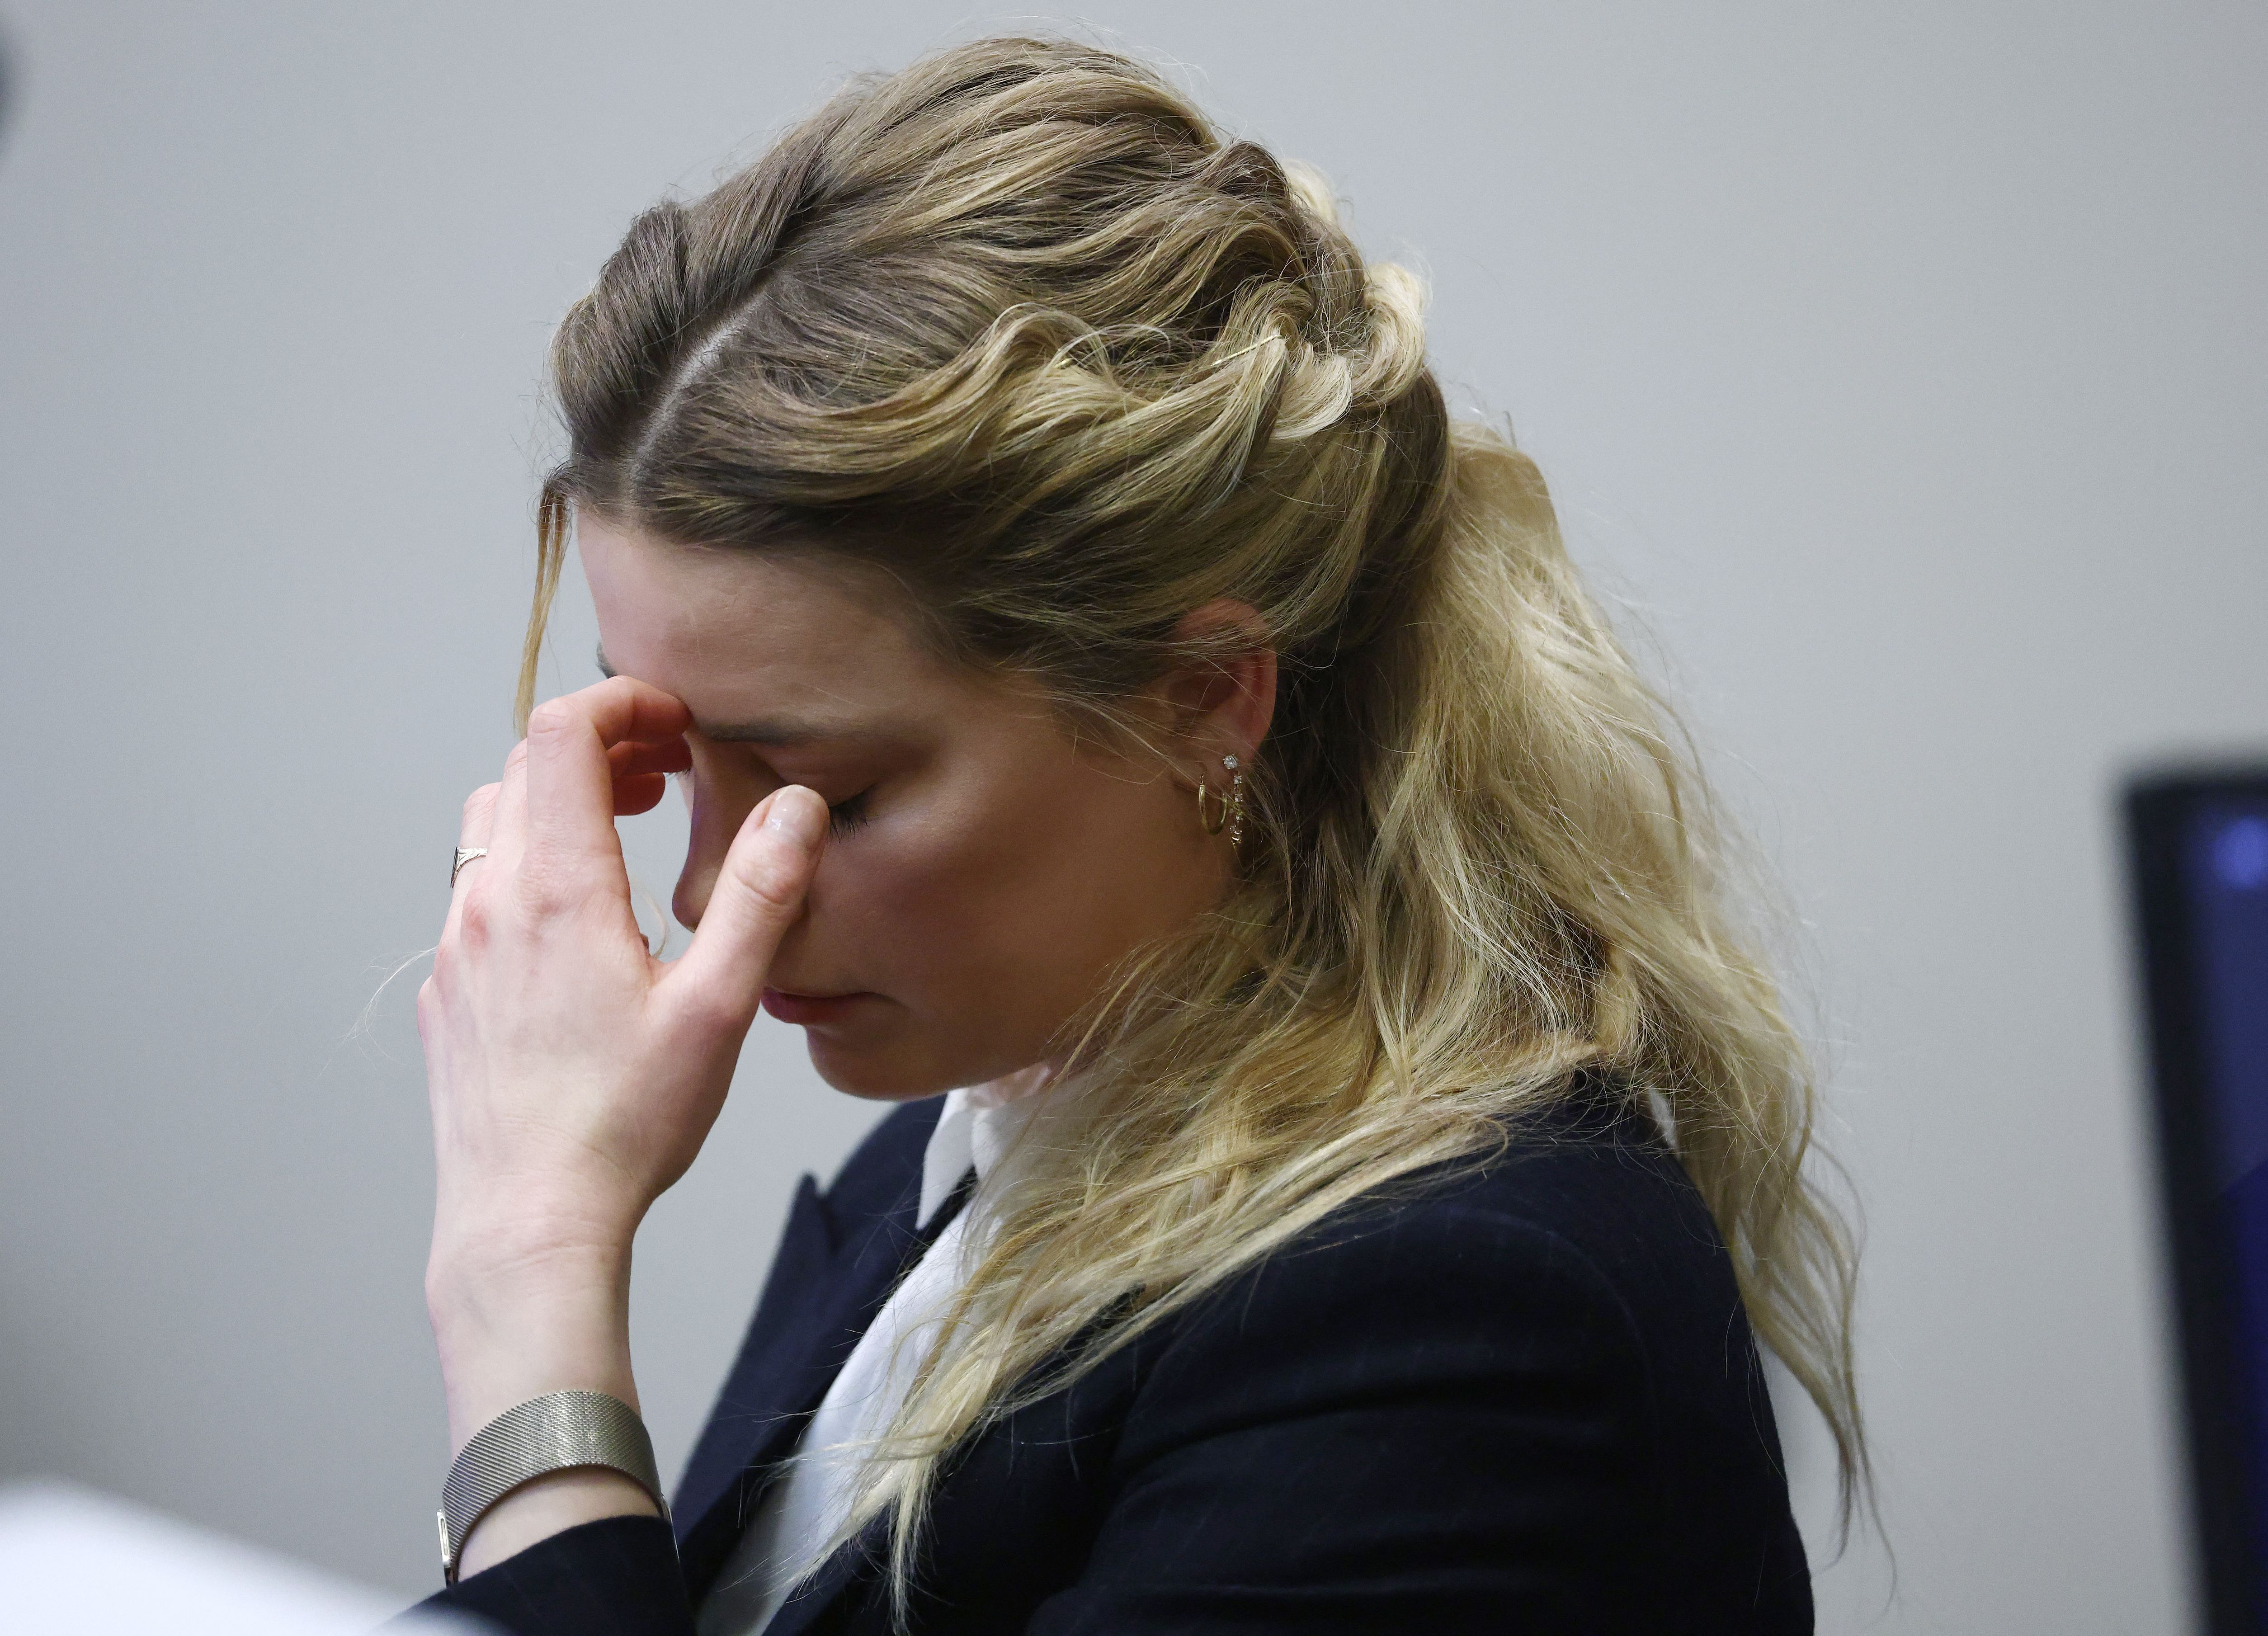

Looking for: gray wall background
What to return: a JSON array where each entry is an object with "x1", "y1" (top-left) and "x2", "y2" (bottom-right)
[{"x1": 2, "y1": 3, "x2": 2262, "y2": 1629}]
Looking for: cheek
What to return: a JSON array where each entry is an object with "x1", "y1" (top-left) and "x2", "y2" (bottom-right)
[
  {"x1": 803, "y1": 820, "x2": 1000, "y2": 958},
  {"x1": 809, "y1": 760, "x2": 1201, "y2": 1009}
]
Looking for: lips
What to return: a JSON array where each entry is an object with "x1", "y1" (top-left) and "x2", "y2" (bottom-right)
[{"x1": 760, "y1": 988, "x2": 877, "y2": 1026}]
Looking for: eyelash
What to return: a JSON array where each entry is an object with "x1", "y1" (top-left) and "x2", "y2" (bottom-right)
[{"x1": 827, "y1": 790, "x2": 874, "y2": 835}]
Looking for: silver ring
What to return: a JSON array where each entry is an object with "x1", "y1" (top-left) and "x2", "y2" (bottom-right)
[{"x1": 450, "y1": 847, "x2": 488, "y2": 888}]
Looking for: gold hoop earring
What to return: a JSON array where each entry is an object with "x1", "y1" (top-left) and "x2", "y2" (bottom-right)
[{"x1": 1195, "y1": 754, "x2": 1244, "y2": 844}]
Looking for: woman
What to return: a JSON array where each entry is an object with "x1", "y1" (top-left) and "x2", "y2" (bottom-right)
[{"x1": 411, "y1": 36, "x2": 1859, "y2": 1636}]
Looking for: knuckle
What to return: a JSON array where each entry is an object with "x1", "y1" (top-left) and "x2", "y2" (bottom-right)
[
  {"x1": 669, "y1": 980, "x2": 742, "y2": 1040},
  {"x1": 727, "y1": 850, "x2": 807, "y2": 919},
  {"x1": 462, "y1": 784, "x2": 500, "y2": 822},
  {"x1": 677, "y1": 1000, "x2": 737, "y2": 1046},
  {"x1": 526, "y1": 699, "x2": 577, "y2": 738},
  {"x1": 511, "y1": 858, "x2": 580, "y2": 921},
  {"x1": 454, "y1": 890, "x2": 492, "y2": 947}
]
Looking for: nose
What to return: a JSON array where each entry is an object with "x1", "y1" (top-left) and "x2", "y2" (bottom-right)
[
  {"x1": 672, "y1": 849, "x2": 714, "y2": 933},
  {"x1": 672, "y1": 770, "x2": 745, "y2": 932}
]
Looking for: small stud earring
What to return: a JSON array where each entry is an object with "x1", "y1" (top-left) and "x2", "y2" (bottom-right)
[{"x1": 1196, "y1": 754, "x2": 1245, "y2": 845}]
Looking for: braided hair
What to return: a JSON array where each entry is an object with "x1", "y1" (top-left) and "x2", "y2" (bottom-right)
[{"x1": 518, "y1": 37, "x2": 1865, "y2": 1609}]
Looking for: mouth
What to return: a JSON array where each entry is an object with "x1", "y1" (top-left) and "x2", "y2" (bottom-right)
[{"x1": 760, "y1": 988, "x2": 879, "y2": 1027}]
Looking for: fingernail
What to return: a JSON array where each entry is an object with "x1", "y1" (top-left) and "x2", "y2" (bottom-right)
[{"x1": 764, "y1": 786, "x2": 827, "y2": 850}]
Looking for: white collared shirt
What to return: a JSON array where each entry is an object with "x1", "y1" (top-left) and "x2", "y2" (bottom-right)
[{"x1": 697, "y1": 1069, "x2": 1055, "y2": 1635}]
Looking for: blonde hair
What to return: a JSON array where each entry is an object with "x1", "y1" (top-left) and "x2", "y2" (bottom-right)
[{"x1": 521, "y1": 36, "x2": 1863, "y2": 1606}]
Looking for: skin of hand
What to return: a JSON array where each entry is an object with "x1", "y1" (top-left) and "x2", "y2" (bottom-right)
[
  {"x1": 421, "y1": 679, "x2": 831, "y2": 1573},
  {"x1": 420, "y1": 513, "x2": 1276, "y2": 1576}
]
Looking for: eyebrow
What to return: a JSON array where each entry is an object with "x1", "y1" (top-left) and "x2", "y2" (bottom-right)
[{"x1": 597, "y1": 646, "x2": 882, "y2": 749}]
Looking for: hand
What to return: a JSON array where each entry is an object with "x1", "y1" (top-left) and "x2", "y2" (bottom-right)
[{"x1": 416, "y1": 677, "x2": 827, "y2": 1572}]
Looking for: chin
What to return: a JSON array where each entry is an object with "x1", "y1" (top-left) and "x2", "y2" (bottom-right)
[{"x1": 804, "y1": 1035, "x2": 962, "y2": 1103}]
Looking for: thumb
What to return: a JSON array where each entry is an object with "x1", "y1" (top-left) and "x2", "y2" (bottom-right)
[{"x1": 665, "y1": 786, "x2": 827, "y2": 1034}]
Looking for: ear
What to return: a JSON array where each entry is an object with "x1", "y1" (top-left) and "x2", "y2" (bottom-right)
[{"x1": 1152, "y1": 599, "x2": 1278, "y2": 780}]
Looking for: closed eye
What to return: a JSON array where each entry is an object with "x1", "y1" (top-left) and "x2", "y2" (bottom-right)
[{"x1": 827, "y1": 790, "x2": 874, "y2": 835}]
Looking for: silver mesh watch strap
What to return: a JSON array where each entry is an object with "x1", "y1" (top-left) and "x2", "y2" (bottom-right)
[{"x1": 438, "y1": 1389, "x2": 668, "y2": 1583}]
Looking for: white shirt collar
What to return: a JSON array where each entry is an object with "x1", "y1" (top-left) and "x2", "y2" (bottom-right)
[{"x1": 916, "y1": 1063, "x2": 1056, "y2": 1229}]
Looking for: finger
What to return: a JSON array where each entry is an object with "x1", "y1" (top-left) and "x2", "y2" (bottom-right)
[
  {"x1": 485, "y1": 737, "x2": 533, "y2": 878},
  {"x1": 665, "y1": 786, "x2": 826, "y2": 1033},
  {"x1": 608, "y1": 737, "x2": 692, "y2": 781},
  {"x1": 566, "y1": 675, "x2": 694, "y2": 750},
  {"x1": 614, "y1": 774, "x2": 670, "y2": 817},
  {"x1": 523, "y1": 679, "x2": 693, "y2": 883},
  {"x1": 460, "y1": 782, "x2": 500, "y2": 852},
  {"x1": 608, "y1": 738, "x2": 690, "y2": 816},
  {"x1": 442, "y1": 782, "x2": 501, "y2": 941}
]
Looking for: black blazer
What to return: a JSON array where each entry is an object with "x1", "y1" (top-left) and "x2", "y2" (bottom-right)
[{"x1": 418, "y1": 1085, "x2": 1812, "y2": 1635}]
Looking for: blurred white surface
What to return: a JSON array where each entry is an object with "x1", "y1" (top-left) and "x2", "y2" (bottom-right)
[{"x1": 0, "y1": 1481, "x2": 467, "y2": 1635}]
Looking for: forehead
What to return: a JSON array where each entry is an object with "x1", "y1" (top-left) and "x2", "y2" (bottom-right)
[{"x1": 577, "y1": 514, "x2": 963, "y2": 733}]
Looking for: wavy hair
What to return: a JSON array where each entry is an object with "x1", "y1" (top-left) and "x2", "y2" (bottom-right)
[{"x1": 519, "y1": 36, "x2": 1865, "y2": 1609}]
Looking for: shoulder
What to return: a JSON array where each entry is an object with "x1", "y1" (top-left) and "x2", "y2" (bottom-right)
[
  {"x1": 1145, "y1": 1087, "x2": 1781, "y2": 1493},
  {"x1": 1149, "y1": 1087, "x2": 1803, "y2": 1561},
  {"x1": 1389, "y1": 1087, "x2": 1744, "y2": 1341},
  {"x1": 1022, "y1": 1086, "x2": 1810, "y2": 1631},
  {"x1": 1143, "y1": 1088, "x2": 1735, "y2": 1419},
  {"x1": 1206, "y1": 1084, "x2": 1735, "y2": 1347}
]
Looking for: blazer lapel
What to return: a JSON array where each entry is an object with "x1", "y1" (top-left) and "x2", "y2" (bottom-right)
[
  {"x1": 727, "y1": 1170, "x2": 979, "y2": 1634},
  {"x1": 674, "y1": 1174, "x2": 843, "y2": 1544},
  {"x1": 755, "y1": 1523, "x2": 891, "y2": 1636},
  {"x1": 675, "y1": 1157, "x2": 973, "y2": 1601}
]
